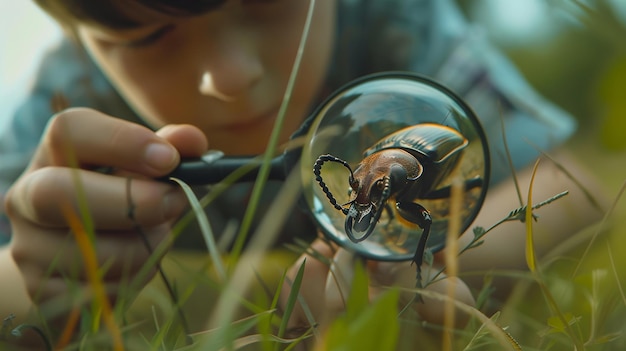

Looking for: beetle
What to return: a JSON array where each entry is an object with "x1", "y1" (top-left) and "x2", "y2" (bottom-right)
[{"x1": 313, "y1": 123, "x2": 481, "y2": 289}]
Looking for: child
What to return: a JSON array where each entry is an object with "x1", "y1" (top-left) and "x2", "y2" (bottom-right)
[{"x1": 0, "y1": 0, "x2": 605, "y2": 348}]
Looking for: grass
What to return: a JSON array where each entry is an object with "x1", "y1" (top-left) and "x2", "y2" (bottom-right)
[
  {"x1": 4, "y1": 114, "x2": 622, "y2": 351},
  {"x1": 2, "y1": 124, "x2": 625, "y2": 351},
  {"x1": 2, "y1": 1, "x2": 626, "y2": 350}
]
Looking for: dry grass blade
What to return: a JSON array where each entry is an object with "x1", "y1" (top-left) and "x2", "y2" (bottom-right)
[
  {"x1": 61, "y1": 204, "x2": 124, "y2": 351},
  {"x1": 527, "y1": 142, "x2": 605, "y2": 213},
  {"x1": 54, "y1": 306, "x2": 81, "y2": 350},
  {"x1": 525, "y1": 159, "x2": 540, "y2": 273},
  {"x1": 524, "y1": 160, "x2": 585, "y2": 350},
  {"x1": 499, "y1": 104, "x2": 524, "y2": 207},
  {"x1": 443, "y1": 178, "x2": 464, "y2": 351}
]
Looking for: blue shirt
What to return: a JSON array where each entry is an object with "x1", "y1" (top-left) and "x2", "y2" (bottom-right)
[{"x1": 0, "y1": 0, "x2": 575, "y2": 243}]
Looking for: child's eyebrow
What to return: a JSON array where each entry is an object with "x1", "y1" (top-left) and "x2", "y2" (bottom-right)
[{"x1": 79, "y1": 0, "x2": 228, "y2": 29}]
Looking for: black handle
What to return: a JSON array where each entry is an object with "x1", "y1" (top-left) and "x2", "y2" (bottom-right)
[{"x1": 163, "y1": 154, "x2": 287, "y2": 185}]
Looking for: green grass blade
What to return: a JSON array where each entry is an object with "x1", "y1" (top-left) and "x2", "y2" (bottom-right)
[
  {"x1": 323, "y1": 288, "x2": 400, "y2": 351},
  {"x1": 572, "y1": 179, "x2": 626, "y2": 277},
  {"x1": 277, "y1": 259, "x2": 306, "y2": 340},
  {"x1": 230, "y1": 0, "x2": 317, "y2": 264},
  {"x1": 170, "y1": 177, "x2": 226, "y2": 281}
]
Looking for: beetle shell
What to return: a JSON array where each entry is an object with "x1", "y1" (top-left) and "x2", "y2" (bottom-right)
[
  {"x1": 362, "y1": 123, "x2": 469, "y2": 200},
  {"x1": 350, "y1": 149, "x2": 423, "y2": 203},
  {"x1": 364, "y1": 123, "x2": 468, "y2": 164}
]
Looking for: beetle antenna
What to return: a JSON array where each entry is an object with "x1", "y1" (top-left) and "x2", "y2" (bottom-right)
[{"x1": 314, "y1": 154, "x2": 353, "y2": 215}]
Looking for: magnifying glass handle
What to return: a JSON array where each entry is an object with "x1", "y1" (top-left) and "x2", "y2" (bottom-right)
[{"x1": 162, "y1": 151, "x2": 287, "y2": 185}]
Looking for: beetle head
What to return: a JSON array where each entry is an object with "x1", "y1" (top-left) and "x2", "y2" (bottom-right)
[
  {"x1": 344, "y1": 175, "x2": 390, "y2": 242},
  {"x1": 314, "y1": 150, "x2": 423, "y2": 243},
  {"x1": 343, "y1": 150, "x2": 422, "y2": 242}
]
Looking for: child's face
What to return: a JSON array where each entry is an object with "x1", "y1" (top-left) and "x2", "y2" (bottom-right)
[{"x1": 77, "y1": 1, "x2": 336, "y2": 155}]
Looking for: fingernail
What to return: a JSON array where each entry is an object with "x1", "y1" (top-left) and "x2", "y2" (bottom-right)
[{"x1": 144, "y1": 143, "x2": 178, "y2": 171}]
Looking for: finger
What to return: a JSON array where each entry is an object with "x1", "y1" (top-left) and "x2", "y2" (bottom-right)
[
  {"x1": 30, "y1": 108, "x2": 179, "y2": 177},
  {"x1": 324, "y1": 248, "x2": 356, "y2": 322},
  {"x1": 415, "y1": 270, "x2": 475, "y2": 328},
  {"x1": 156, "y1": 124, "x2": 208, "y2": 158},
  {"x1": 368, "y1": 261, "x2": 475, "y2": 328},
  {"x1": 281, "y1": 239, "x2": 335, "y2": 334},
  {"x1": 11, "y1": 223, "x2": 168, "y2": 296},
  {"x1": 19, "y1": 269, "x2": 152, "y2": 327},
  {"x1": 6, "y1": 167, "x2": 187, "y2": 229}
]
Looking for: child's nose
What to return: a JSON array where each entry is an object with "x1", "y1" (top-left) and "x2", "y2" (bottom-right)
[{"x1": 197, "y1": 34, "x2": 264, "y2": 101}]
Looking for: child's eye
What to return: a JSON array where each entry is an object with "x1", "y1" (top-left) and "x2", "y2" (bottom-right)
[{"x1": 125, "y1": 24, "x2": 175, "y2": 48}]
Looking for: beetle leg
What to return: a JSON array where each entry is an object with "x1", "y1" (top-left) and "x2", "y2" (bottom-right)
[{"x1": 395, "y1": 201, "x2": 432, "y2": 293}]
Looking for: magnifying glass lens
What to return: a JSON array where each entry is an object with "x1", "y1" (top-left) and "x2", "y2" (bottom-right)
[{"x1": 301, "y1": 73, "x2": 490, "y2": 262}]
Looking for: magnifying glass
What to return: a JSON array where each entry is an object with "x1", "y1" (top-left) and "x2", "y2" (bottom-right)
[{"x1": 167, "y1": 72, "x2": 490, "y2": 263}]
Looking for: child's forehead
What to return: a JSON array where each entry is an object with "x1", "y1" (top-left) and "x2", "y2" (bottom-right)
[{"x1": 63, "y1": 0, "x2": 228, "y2": 29}]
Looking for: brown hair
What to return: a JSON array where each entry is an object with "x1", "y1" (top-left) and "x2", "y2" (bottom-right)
[{"x1": 34, "y1": 0, "x2": 227, "y2": 29}]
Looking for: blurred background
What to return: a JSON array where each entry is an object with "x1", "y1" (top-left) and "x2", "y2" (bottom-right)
[
  {"x1": 0, "y1": 1, "x2": 61, "y2": 132},
  {"x1": 1, "y1": 2, "x2": 623, "y2": 191},
  {"x1": 458, "y1": 0, "x2": 626, "y2": 154}
]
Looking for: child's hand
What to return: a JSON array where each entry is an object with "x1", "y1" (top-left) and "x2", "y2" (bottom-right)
[
  {"x1": 4, "y1": 108, "x2": 207, "y2": 324},
  {"x1": 280, "y1": 238, "x2": 475, "y2": 338}
]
